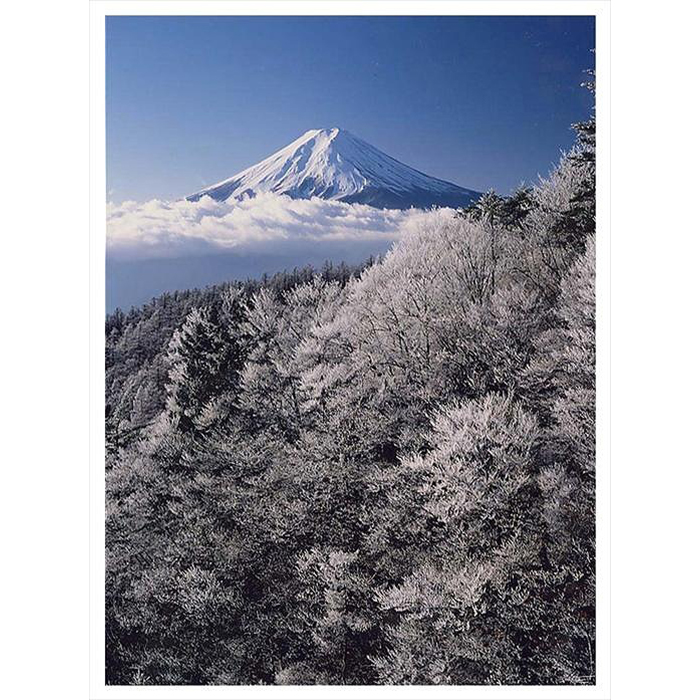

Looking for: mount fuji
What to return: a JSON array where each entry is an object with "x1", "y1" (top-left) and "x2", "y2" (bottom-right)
[{"x1": 186, "y1": 128, "x2": 481, "y2": 210}]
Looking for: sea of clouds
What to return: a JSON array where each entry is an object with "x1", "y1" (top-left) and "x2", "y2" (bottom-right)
[{"x1": 106, "y1": 193, "x2": 456, "y2": 260}]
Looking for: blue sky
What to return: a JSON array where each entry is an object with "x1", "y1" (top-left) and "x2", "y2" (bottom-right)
[{"x1": 106, "y1": 15, "x2": 595, "y2": 203}]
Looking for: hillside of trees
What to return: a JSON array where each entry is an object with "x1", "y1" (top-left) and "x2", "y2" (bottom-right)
[{"x1": 105, "y1": 94, "x2": 595, "y2": 685}]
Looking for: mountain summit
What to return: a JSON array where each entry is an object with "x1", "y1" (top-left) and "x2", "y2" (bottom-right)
[{"x1": 187, "y1": 128, "x2": 481, "y2": 209}]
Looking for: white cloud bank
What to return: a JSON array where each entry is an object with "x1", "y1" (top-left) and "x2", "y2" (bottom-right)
[{"x1": 106, "y1": 193, "x2": 457, "y2": 260}]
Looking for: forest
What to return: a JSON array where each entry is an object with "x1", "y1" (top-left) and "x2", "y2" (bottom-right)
[{"x1": 105, "y1": 94, "x2": 595, "y2": 685}]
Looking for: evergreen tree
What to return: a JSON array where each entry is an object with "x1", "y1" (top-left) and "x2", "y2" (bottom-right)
[
  {"x1": 165, "y1": 297, "x2": 246, "y2": 433},
  {"x1": 551, "y1": 69, "x2": 596, "y2": 254}
]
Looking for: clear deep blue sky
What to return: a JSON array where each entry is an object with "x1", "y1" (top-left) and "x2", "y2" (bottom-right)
[{"x1": 107, "y1": 15, "x2": 594, "y2": 203}]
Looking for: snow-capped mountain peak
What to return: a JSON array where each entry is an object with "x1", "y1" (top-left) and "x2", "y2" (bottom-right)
[{"x1": 187, "y1": 128, "x2": 480, "y2": 209}]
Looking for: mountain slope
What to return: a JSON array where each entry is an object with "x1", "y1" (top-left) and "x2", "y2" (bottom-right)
[{"x1": 186, "y1": 128, "x2": 480, "y2": 209}]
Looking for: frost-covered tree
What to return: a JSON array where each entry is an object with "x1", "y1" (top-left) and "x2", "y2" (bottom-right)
[
  {"x1": 165, "y1": 294, "x2": 247, "y2": 432},
  {"x1": 370, "y1": 394, "x2": 544, "y2": 684},
  {"x1": 239, "y1": 278, "x2": 345, "y2": 438},
  {"x1": 276, "y1": 548, "x2": 376, "y2": 685},
  {"x1": 518, "y1": 238, "x2": 596, "y2": 683}
]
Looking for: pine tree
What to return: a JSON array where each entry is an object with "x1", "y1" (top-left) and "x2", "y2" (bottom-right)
[
  {"x1": 165, "y1": 299, "x2": 246, "y2": 433},
  {"x1": 551, "y1": 69, "x2": 596, "y2": 254}
]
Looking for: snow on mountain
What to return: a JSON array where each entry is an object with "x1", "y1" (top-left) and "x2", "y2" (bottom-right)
[{"x1": 186, "y1": 128, "x2": 481, "y2": 209}]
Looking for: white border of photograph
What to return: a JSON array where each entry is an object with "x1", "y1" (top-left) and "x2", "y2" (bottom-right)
[{"x1": 89, "y1": 2, "x2": 611, "y2": 699}]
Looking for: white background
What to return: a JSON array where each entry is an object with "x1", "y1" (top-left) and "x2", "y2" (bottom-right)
[{"x1": 1, "y1": 0, "x2": 697, "y2": 698}]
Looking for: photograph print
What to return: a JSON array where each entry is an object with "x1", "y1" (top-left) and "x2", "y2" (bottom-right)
[{"x1": 105, "y1": 10, "x2": 598, "y2": 687}]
